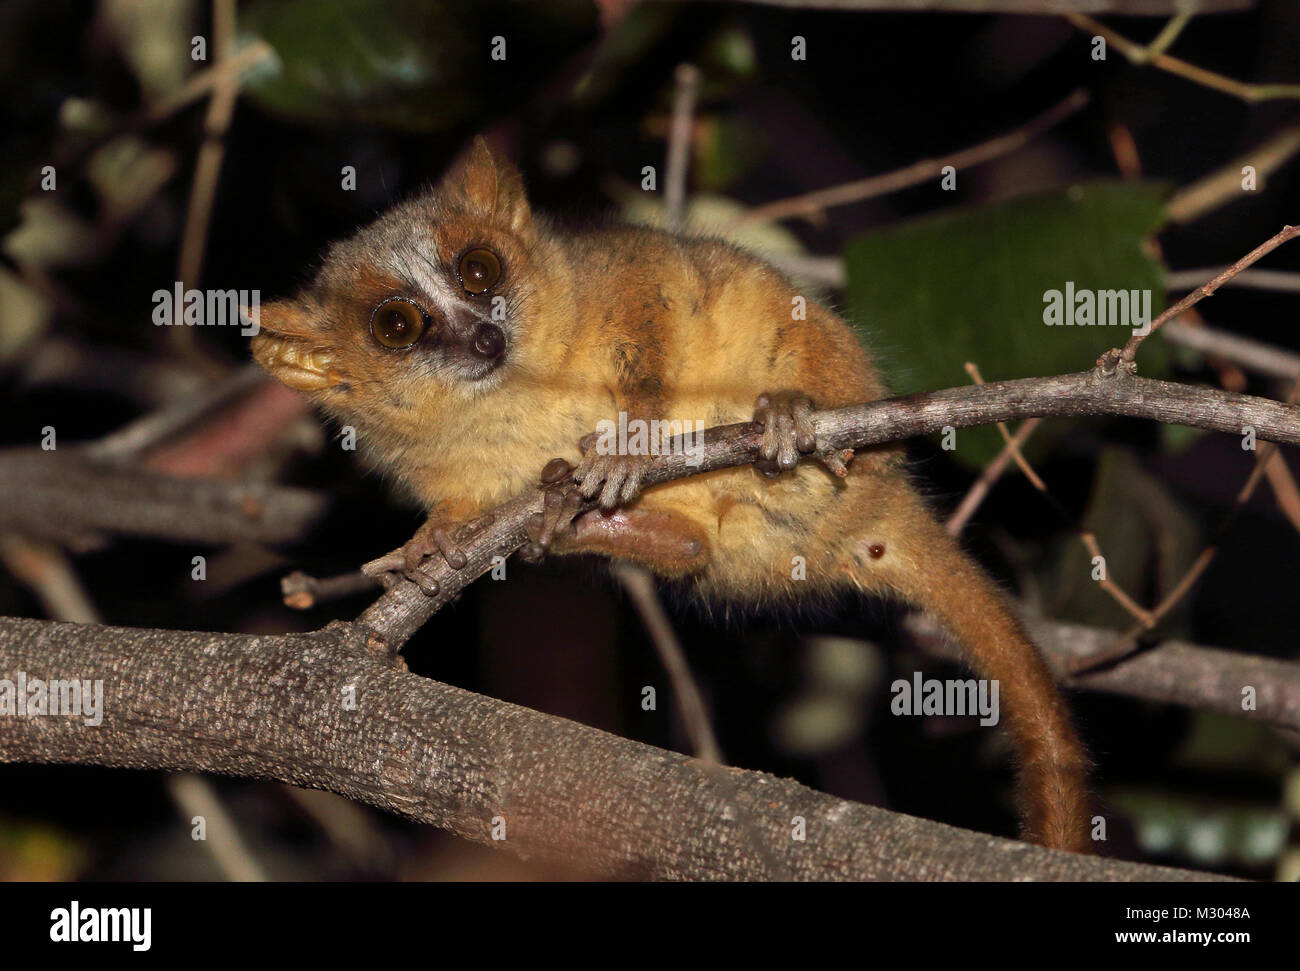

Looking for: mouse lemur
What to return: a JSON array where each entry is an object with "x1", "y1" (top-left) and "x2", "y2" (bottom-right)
[{"x1": 252, "y1": 138, "x2": 1092, "y2": 852}]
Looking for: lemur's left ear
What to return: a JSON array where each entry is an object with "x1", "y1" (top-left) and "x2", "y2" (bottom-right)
[{"x1": 446, "y1": 136, "x2": 531, "y2": 232}]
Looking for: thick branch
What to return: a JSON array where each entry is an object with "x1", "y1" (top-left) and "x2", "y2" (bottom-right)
[
  {"x1": 0, "y1": 448, "x2": 328, "y2": 546},
  {"x1": 0, "y1": 615, "x2": 1221, "y2": 881},
  {"x1": 361, "y1": 368, "x2": 1300, "y2": 650}
]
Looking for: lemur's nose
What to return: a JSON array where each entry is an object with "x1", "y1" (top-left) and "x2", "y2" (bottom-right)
[{"x1": 471, "y1": 322, "x2": 505, "y2": 359}]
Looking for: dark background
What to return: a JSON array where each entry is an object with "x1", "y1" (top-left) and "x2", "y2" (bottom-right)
[{"x1": 1, "y1": 0, "x2": 1297, "y2": 880}]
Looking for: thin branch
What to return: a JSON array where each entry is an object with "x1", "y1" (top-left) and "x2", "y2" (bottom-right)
[
  {"x1": 164, "y1": 773, "x2": 268, "y2": 882},
  {"x1": 613, "y1": 562, "x2": 791, "y2": 878},
  {"x1": 1262, "y1": 451, "x2": 1300, "y2": 537},
  {"x1": 356, "y1": 367, "x2": 1300, "y2": 652},
  {"x1": 1136, "y1": 10, "x2": 1192, "y2": 62},
  {"x1": 1162, "y1": 318, "x2": 1300, "y2": 381},
  {"x1": 961, "y1": 363, "x2": 1152, "y2": 626},
  {"x1": 0, "y1": 615, "x2": 1226, "y2": 881},
  {"x1": 1079, "y1": 531, "x2": 1155, "y2": 627},
  {"x1": 1117, "y1": 224, "x2": 1300, "y2": 365},
  {"x1": 945, "y1": 417, "x2": 1042, "y2": 535},
  {"x1": 172, "y1": 0, "x2": 243, "y2": 370},
  {"x1": 732, "y1": 89, "x2": 1089, "y2": 228},
  {"x1": 141, "y1": 40, "x2": 275, "y2": 126},
  {"x1": 1165, "y1": 127, "x2": 1300, "y2": 225},
  {"x1": 1065, "y1": 12, "x2": 1300, "y2": 102},
  {"x1": 1166, "y1": 267, "x2": 1300, "y2": 296},
  {"x1": 281, "y1": 569, "x2": 383, "y2": 610},
  {"x1": 85, "y1": 365, "x2": 269, "y2": 465},
  {"x1": 46, "y1": 40, "x2": 275, "y2": 179},
  {"x1": 613, "y1": 563, "x2": 723, "y2": 765},
  {"x1": 0, "y1": 449, "x2": 328, "y2": 546},
  {"x1": 905, "y1": 612, "x2": 1300, "y2": 734},
  {"x1": 0, "y1": 536, "x2": 100, "y2": 624},
  {"x1": 663, "y1": 63, "x2": 700, "y2": 232},
  {"x1": 766, "y1": 257, "x2": 1300, "y2": 309},
  {"x1": 1070, "y1": 376, "x2": 1300, "y2": 674},
  {"x1": 963, "y1": 363, "x2": 1045, "y2": 489}
]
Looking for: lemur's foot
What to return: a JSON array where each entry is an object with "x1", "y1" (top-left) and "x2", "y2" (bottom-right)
[
  {"x1": 362, "y1": 515, "x2": 469, "y2": 596},
  {"x1": 521, "y1": 458, "x2": 586, "y2": 562},
  {"x1": 572, "y1": 432, "x2": 654, "y2": 509},
  {"x1": 753, "y1": 391, "x2": 817, "y2": 475},
  {"x1": 752, "y1": 390, "x2": 854, "y2": 478}
]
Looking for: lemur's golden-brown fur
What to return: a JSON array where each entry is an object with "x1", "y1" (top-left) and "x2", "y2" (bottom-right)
[{"x1": 253, "y1": 138, "x2": 1091, "y2": 852}]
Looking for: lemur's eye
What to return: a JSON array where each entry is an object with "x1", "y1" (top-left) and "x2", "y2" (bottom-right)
[
  {"x1": 458, "y1": 248, "x2": 501, "y2": 294},
  {"x1": 370, "y1": 298, "x2": 427, "y2": 349}
]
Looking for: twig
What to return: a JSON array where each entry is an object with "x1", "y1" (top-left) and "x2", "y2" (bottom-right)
[
  {"x1": 172, "y1": 0, "x2": 245, "y2": 370},
  {"x1": 763, "y1": 258, "x2": 1300, "y2": 305},
  {"x1": 1134, "y1": 9, "x2": 1192, "y2": 63},
  {"x1": 164, "y1": 773, "x2": 268, "y2": 882},
  {"x1": 1078, "y1": 531, "x2": 1155, "y2": 627},
  {"x1": 732, "y1": 89, "x2": 1089, "y2": 228},
  {"x1": 1161, "y1": 319, "x2": 1300, "y2": 381},
  {"x1": 613, "y1": 562, "x2": 790, "y2": 879},
  {"x1": 945, "y1": 417, "x2": 1042, "y2": 536},
  {"x1": 1064, "y1": 13, "x2": 1300, "y2": 102},
  {"x1": 613, "y1": 564, "x2": 723, "y2": 764},
  {"x1": 142, "y1": 40, "x2": 275, "y2": 126},
  {"x1": 1117, "y1": 225, "x2": 1300, "y2": 365},
  {"x1": 1165, "y1": 267, "x2": 1300, "y2": 296},
  {"x1": 963, "y1": 363, "x2": 1045, "y2": 489},
  {"x1": 960, "y1": 363, "x2": 1153, "y2": 626},
  {"x1": 281, "y1": 569, "x2": 384, "y2": 610},
  {"x1": 663, "y1": 64, "x2": 700, "y2": 232},
  {"x1": 85, "y1": 365, "x2": 270, "y2": 464},
  {"x1": 45, "y1": 40, "x2": 275, "y2": 180},
  {"x1": 1069, "y1": 376, "x2": 1300, "y2": 674},
  {"x1": 0, "y1": 536, "x2": 100, "y2": 624},
  {"x1": 355, "y1": 368, "x2": 1300, "y2": 653},
  {"x1": 1262, "y1": 451, "x2": 1300, "y2": 537},
  {"x1": 1166, "y1": 127, "x2": 1300, "y2": 225}
]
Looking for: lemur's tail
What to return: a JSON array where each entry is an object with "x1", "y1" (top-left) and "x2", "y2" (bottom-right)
[{"x1": 842, "y1": 496, "x2": 1093, "y2": 853}]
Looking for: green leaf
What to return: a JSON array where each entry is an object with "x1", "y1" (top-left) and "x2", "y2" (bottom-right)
[
  {"x1": 240, "y1": 0, "x2": 595, "y2": 131},
  {"x1": 844, "y1": 181, "x2": 1170, "y2": 465},
  {"x1": 1046, "y1": 447, "x2": 1201, "y2": 632}
]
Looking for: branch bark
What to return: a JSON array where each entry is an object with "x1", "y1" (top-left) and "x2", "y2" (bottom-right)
[
  {"x1": 0, "y1": 615, "x2": 1224, "y2": 881},
  {"x1": 361, "y1": 367, "x2": 1300, "y2": 651},
  {"x1": 0, "y1": 448, "x2": 328, "y2": 546},
  {"x1": 907, "y1": 614, "x2": 1300, "y2": 731}
]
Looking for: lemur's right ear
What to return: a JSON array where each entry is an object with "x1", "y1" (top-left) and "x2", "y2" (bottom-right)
[{"x1": 441, "y1": 136, "x2": 531, "y2": 232}]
